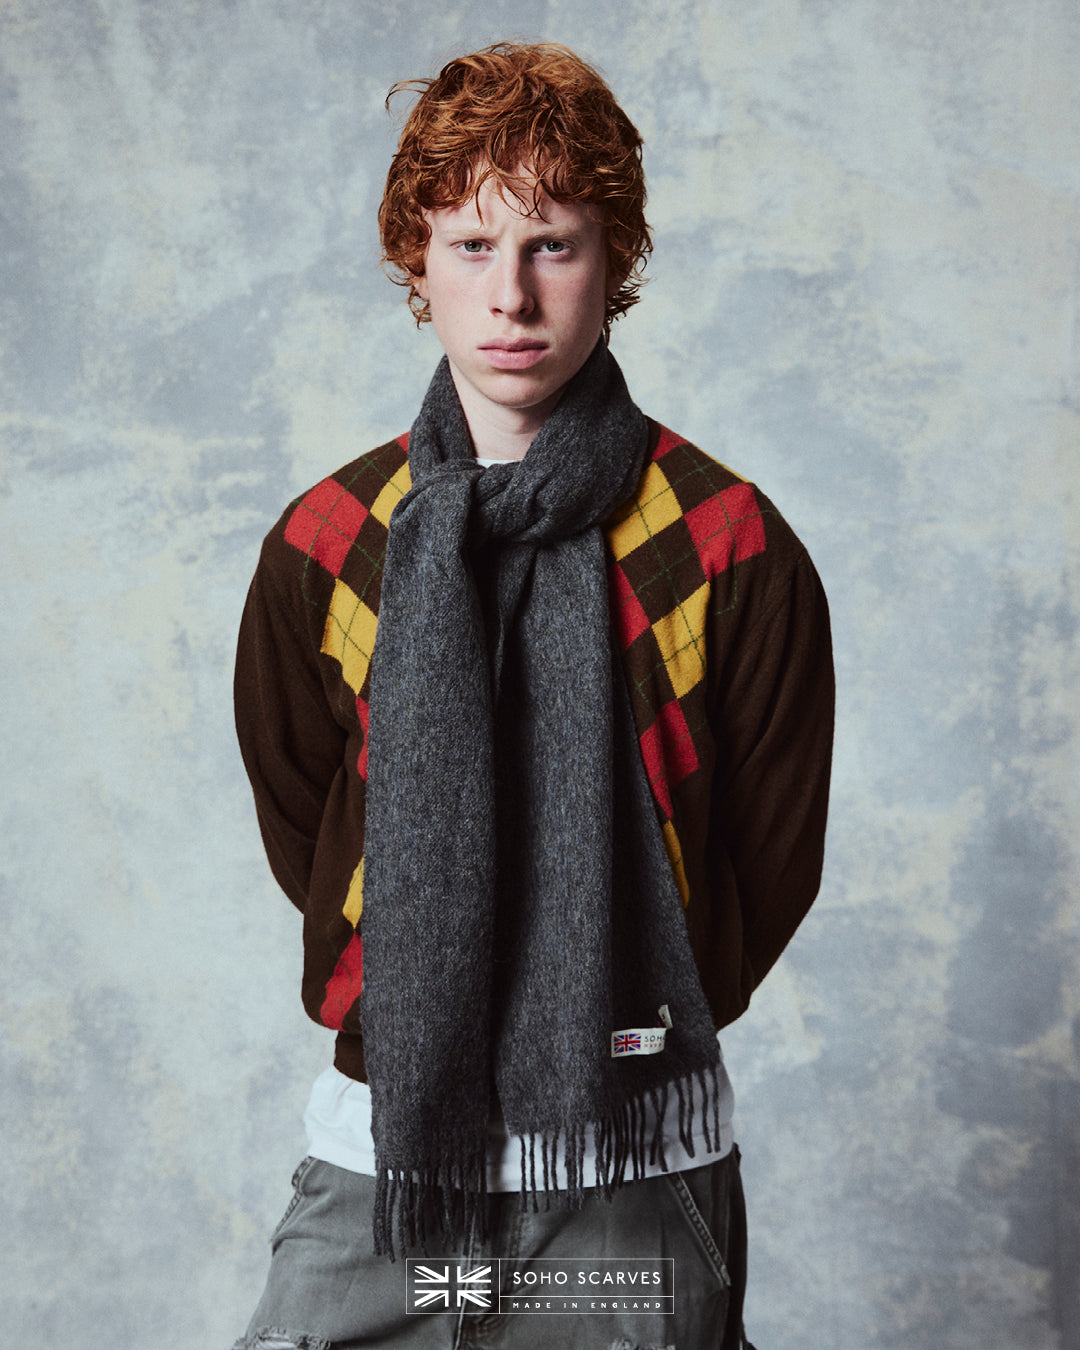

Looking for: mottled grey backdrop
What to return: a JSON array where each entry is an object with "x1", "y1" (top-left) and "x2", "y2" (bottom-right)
[{"x1": 1, "y1": 1, "x2": 1077, "y2": 1347}]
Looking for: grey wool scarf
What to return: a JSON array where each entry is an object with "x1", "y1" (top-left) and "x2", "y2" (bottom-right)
[{"x1": 361, "y1": 339, "x2": 723, "y2": 1258}]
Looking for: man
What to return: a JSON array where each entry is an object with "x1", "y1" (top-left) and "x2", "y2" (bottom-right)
[{"x1": 232, "y1": 41, "x2": 833, "y2": 1350}]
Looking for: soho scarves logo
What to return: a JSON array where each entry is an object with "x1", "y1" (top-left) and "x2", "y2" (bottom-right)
[{"x1": 406, "y1": 1259, "x2": 674, "y2": 1315}]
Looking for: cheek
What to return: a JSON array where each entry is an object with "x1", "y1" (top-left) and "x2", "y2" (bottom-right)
[
  {"x1": 552, "y1": 269, "x2": 603, "y2": 312},
  {"x1": 571, "y1": 275, "x2": 610, "y2": 330},
  {"x1": 423, "y1": 267, "x2": 469, "y2": 319}
]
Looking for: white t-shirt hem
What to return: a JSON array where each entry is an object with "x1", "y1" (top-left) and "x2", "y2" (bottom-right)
[{"x1": 303, "y1": 1038, "x2": 734, "y2": 1190}]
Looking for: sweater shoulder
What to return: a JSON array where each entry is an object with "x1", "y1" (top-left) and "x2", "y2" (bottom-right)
[
  {"x1": 607, "y1": 420, "x2": 811, "y2": 604},
  {"x1": 258, "y1": 436, "x2": 412, "y2": 595}
]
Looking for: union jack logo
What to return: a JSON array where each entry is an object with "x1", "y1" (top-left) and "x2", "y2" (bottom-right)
[
  {"x1": 613, "y1": 1032, "x2": 641, "y2": 1055},
  {"x1": 409, "y1": 1262, "x2": 493, "y2": 1311}
]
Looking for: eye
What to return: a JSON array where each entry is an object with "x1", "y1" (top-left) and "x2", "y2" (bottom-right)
[
  {"x1": 460, "y1": 240, "x2": 486, "y2": 254},
  {"x1": 537, "y1": 240, "x2": 569, "y2": 254}
]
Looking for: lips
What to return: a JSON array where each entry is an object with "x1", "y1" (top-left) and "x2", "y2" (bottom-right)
[{"x1": 480, "y1": 339, "x2": 548, "y2": 371}]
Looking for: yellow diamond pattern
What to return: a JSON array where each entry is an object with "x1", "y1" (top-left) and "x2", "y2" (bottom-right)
[
  {"x1": 322, "y1": 579, "x2": 379, "y2": 695},
  {"x1": 342, "y1": 856, "x2": 364, "y2": 927},
  {"x1": 606, "y1": 461, "x2": 682, "y2": 561},
  {"x1": 662, "y1": 819, "x2": 690, "y2": 908},
  {"x1": 369, "y1": 460, "x2": 412, "y2": 529},
  {"x1": 651, "y1": 582, "x2": 709, "y2": 699}
]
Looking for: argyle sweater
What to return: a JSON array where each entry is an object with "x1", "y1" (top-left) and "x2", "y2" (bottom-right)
[{"x1": 235, "y1": 419, "x2": 834, "y2": 1084}]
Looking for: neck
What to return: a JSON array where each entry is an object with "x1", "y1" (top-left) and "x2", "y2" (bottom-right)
[{"x1": 448, "y1": 366, "x2": 561, "y2": 462}]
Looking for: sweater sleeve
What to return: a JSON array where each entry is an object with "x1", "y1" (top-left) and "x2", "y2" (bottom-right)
[
  {"x1": 234, "y1": 535, "x2": 349, "y2": 912},
  {"x1": 708, "y1": 548, "x2": 835, "y2": 1002}
]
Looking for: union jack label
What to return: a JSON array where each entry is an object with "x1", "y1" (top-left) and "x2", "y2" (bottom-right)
[
  {"x1": 408, "y1": 1262, "x2": 493, "y2": 1311},
  {"x1": 610, "y1": 1026, "x2": 667, "y2": 1057}
]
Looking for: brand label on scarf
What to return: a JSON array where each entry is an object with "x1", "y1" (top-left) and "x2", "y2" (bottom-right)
[{"x1": 611, "y1": 1027, "x2": 667, "y2": 1057}]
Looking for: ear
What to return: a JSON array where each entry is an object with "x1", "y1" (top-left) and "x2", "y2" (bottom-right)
[
  {"x1": 606, "y1": 269, "x2": 627, "y2": 299},
  {"x1": 412, "y1": 272, "x2": 429, "y2": 303}
]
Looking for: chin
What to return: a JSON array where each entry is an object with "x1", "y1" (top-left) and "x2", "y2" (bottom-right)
[{"x1": 479, "y1": 374, "x2": 560, "y2": 406}]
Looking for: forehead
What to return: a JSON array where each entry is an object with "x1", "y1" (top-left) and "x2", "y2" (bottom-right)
[{"x1": 427, "y1": 172, "x2": 600, "y2": 232}]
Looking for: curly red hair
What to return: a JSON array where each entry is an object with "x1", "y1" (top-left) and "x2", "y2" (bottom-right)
[{"x1": 379, "y1": 42, "x2": 651, "y2": 330}]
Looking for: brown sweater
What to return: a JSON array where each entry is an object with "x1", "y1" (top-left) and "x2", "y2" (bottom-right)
[{"x1": 235, "y1": 419, "x2": 834, "y2": 1083}]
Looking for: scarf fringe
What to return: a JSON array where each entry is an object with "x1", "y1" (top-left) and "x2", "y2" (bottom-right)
[
  {"x1": 524, "y1": 1061, "x2": 721, "y2": 1211},
  {"x1": 371, "y1": 1064, "x2": 721, "y2": 1260},
  {"x1": 373, "y1": 1149, "x2": 489, "y2": 1262}
]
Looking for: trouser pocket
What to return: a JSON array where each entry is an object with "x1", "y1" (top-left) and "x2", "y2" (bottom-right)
[
  {"x1": 269, "y1": 1156, "x2": 318, "y2": 1246},
  {"x1": 667, "y1": 1157, "x2": 735, "y2": 1288}
]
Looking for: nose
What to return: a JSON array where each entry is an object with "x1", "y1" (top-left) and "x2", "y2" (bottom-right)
[{"x1": 489, "y1": 253, "x2": 535, "y2": 318}]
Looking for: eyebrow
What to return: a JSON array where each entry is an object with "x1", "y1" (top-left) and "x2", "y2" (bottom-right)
[{"x1": 430, "y1": 219, "x2": 590, "y2": 243}]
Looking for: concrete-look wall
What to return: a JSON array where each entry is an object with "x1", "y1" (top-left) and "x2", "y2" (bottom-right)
[{"x1": 1, "y1": 3, "x2": 1077, "y2": 1347}]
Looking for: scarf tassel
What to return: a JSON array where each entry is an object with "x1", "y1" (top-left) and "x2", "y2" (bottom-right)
[
  {"x1": 373, "y1": 1149, "x2": 489, "y2": 1262},
  {"x1": 373, "y1": 1065, "x2": 721, "y2": 1260},
  {"x1": 525, "y1": 1062, "x2": 721, "y2": 1211}
]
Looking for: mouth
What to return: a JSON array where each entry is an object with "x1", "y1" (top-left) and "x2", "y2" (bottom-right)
[{"x1": 479, "y1": 340, "x2": 549, "y2": 371}]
